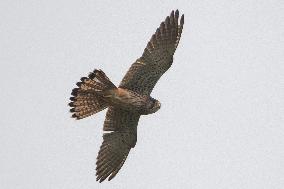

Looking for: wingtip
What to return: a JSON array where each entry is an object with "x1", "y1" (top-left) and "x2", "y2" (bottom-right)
[
  {"x1": 71, "y1": 88, "x2": 79, "y2": 96},
  {"x1": 80, "y1": 77, "x2": 88, "y2": 82},
  {"x1": 76, "y1": 82, "x2": 82, "y2": 87},
  {"x1": 165, "y1": 16, "x2": 170, "y2": 25},
  {"x1": 171, "y1": 9, "x2": 183, "y2": 24},
  {"x1": 68, "y1": 102, "x2": 74, "y2": 107},
  {"x1": 88, "y1": 72, "x2": 96, "y2": 79},
  {"x1": 93, "y1": 69, "x2": 99, "y2": 74},
  {"x1": 108, "y1": 173, "x2": 116, "y2": 181},
  {"x1": 180, "y1": 14, "x2": 184, "y2": 25},
  {"x1": 96, "y1": 175, "x2": 106, "y2": 183},
  {"x1": 108, "y1": 176, "x2": 113, "y2": 181},
  {"x1": 170, "y1": 10, "x2": 174, "y2": 17},
  {"x1": 175, "y1": 9, "x2": 179, "y2": 18}
]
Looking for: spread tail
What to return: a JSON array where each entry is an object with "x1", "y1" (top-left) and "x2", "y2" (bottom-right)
[{"x1": 69, "y1": 69, "x2": 116, "y2": 119}]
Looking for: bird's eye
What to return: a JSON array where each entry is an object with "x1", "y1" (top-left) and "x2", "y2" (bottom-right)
[{"x1": 149, "y1": 99, "x2": 156, "y2": 109}]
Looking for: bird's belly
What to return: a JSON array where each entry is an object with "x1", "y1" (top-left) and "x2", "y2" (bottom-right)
[{"x1": 105, "y1": 88, "x2": 148, "y2": 113}]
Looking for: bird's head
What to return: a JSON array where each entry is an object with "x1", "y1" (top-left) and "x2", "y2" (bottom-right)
[{"x1": 146, "y1": 97, "x2": 161, "y2": 114}]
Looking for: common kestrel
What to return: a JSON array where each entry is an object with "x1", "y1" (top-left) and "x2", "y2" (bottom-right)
[{"x1": 69, "y1": 10, "x2": 184, "y2": 182}]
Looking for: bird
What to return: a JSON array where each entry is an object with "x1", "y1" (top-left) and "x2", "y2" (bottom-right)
[{"x1": 69, "y1": 10, "x2": 184, "y2": 182}]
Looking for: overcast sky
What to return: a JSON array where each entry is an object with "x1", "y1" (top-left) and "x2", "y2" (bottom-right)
[{"x1": 1, "y1": 0, "x2": 283, "y2": 188}]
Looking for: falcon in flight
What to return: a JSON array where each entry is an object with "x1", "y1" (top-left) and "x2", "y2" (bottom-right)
[{"x1": 69, "y1": 10, "x2": 184, "y2": 182}]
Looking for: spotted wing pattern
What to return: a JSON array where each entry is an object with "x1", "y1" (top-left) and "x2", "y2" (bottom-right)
[
  {"x1": 119, "y1": 10, "x2": 184, "y2": 95},
  {"x1": 96, "y1": 107, "x2": 140, "y2": 182}
]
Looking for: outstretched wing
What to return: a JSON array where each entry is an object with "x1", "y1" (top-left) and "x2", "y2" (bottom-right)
[
  {"x1": 119, "y1": 10, "x2": 184, "y2": 95},
  {"x1": 96, "y1": 107, "x2": 140, "y2": 182}
]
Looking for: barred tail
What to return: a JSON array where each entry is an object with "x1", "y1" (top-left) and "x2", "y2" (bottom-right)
[{"x1": 69, "y1": 69, "x2": 116, "y2": 120}]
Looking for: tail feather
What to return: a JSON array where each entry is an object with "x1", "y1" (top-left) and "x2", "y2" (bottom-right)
[{"x1": 69, "y1": 69, "x2": 116, "y2": 120}]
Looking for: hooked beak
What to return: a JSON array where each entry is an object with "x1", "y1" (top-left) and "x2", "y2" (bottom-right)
[{"x1": 157, "y1": 101, "x2": 161, "y2": 109}]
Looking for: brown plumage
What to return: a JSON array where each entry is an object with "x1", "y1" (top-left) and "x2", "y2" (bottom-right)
[{"x1": 69, "y1": 10, "x2": 184, "y2": 182}]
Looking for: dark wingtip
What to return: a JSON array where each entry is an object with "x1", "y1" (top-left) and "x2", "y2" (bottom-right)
[
  {"x1": 93, "y1": 69, "x2": 99, "y2": 73},
  {"x1": 96, "y1": 69, "x2": 105, "y2": 76},
  {"x1": 68, "y1": 102, "x2": 74, "y2": 107},
  {"x1": 156, "y1": 28, "x2": 161, "y2": 39},
  {"x1": 88, "y1": 72, "x2": 96, "y2": 79},
  {"x1": 175, "y1": 9, "x2": 179, "y2": 18},
  {"x1": 71, "y1": 114, "x2": 77, "y2": 118},
  {"x1": 160, "y1": 21, "x2": 165, "y2": 28},
  {"x1": 180, "y1": 14, "x2": 184, "y2": 25},
  {"x1": 170, "y1": 10, "x2": 174, "y2": 17},
  {"x1": 165, "y1": 16, "x2": 170, "y2": 24},
  {"x1": 71, "y1": 88, "x2": 79, "y2": 96},
  {"x1": 80, "y1": 77, "x2": 88, "y2": 82},
  {"x1": 76, "y1": 82, "x2": 82, "y2": 87},
  {"x1": 108, "y1": 176, "x2": 114, "y2": 181}
]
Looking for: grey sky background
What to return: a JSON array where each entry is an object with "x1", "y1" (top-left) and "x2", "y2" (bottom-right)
[{"x1": 1, "y1": 0, "x2": 283, "y2": 188}]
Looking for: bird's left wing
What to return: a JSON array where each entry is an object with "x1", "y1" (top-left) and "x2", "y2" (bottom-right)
[
  {"x1": 119, "y1": 10, "x2": 184, "y2": 95},
  {"x1": 96, "y1": 107, "x2": 140, "y2": 182}
]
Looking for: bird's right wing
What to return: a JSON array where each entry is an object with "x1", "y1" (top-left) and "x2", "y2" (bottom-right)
[
  {"x1": 96, "y1": 107, "x2": 140, "y2": 182},
  {"x1": 119, "y1": 10, "x2": 184, "y2": 96}
]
